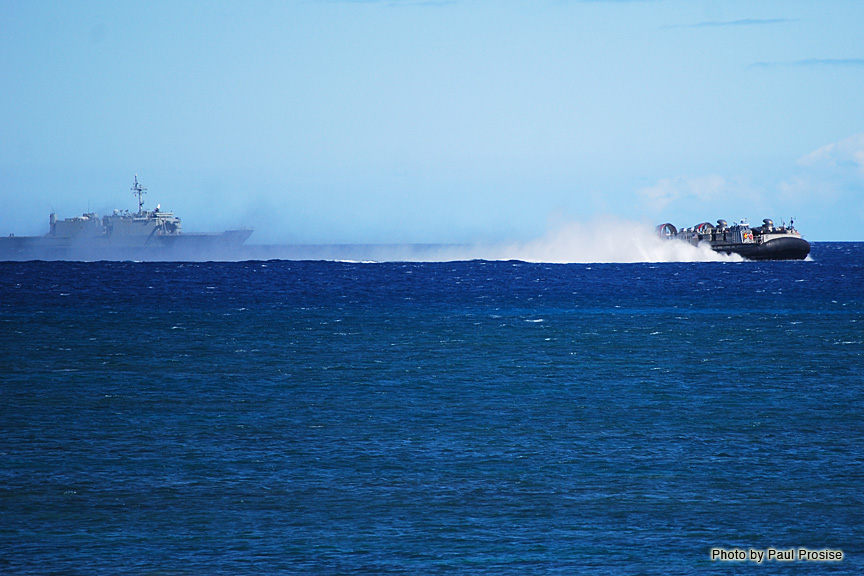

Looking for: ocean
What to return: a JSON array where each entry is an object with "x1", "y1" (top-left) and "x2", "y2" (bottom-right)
[{"x1": 1, "y1": 243, "x2": 862, "y2": 574}]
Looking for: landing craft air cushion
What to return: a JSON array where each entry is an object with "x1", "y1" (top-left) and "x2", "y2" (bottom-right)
[{"x1": 657, "y1": 219, "x2": 810, "y2": 260}]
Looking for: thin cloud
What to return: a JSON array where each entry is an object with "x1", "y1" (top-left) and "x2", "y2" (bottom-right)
[
  {"x1": 750, "y1": 58, "x2": 864, "y2": 68},
  {"x1": 319, "y1": 0, "x2": 455, "y2": 4},
  {"x1": 798, "y1": 133, "x2": 864, "y2": 171},
  {"x1": 778, "y1": 134, "x2": 864, "y2": 221},
  {"x1": 666, "y1": 18, "x2": 795, "y2": 29},
  {"x1": 551, "y1": 0, "x2": 663, "y2": 5},
  {"x1": 637, "y1": 175, "x2": 730, "y2": 212}
]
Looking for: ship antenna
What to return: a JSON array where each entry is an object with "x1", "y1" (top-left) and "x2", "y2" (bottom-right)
[{"x1": 131, "y1": 174, "x2": 147, "y2": 213}]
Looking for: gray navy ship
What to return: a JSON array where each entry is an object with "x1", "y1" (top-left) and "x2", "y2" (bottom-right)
[
  {"x1": 0, "y1": 176, "x2": 253, "y2": 261},
  {"x1": 656, "y1": 218, "x2": 810, "y2": 260}
]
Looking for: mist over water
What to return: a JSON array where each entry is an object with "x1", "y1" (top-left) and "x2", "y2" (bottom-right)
[{"x1": 0, "y1": 218, "x2": 741, "y2": 264}]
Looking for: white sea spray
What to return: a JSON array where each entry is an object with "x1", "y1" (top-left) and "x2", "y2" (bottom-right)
[{"x1": 426, "y1": 218, "x2": 742, "y2": 263}]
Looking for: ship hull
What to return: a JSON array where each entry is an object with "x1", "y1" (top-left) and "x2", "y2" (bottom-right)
[{"x1": 709, "y1": 236, "x2": 811, "y2": 260}]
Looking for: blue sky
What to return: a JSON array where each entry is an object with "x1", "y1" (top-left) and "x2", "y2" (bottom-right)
[{"x1": 2, "y1": 0, "x2": 863, "y2": 243}]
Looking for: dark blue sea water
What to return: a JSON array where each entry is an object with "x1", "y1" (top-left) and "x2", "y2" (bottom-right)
[{"x1": 2, "y1": 243, "x2": 863, "y2": 575}]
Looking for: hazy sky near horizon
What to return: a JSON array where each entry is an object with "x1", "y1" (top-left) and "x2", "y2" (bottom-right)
[{"x1": 2, "y1": 0, "x2": 863, "y2": 242}]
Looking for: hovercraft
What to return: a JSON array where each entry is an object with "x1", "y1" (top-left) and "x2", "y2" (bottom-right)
[{"x1": 656, "y1": 219, "x2": 810, "y2": 260}]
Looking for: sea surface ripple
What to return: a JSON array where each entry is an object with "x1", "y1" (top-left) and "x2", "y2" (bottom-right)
[{"x1": 1, "y1": 243, "x2": 862, "y2": 574}]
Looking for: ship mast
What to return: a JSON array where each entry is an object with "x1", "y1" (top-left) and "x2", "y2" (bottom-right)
[{"x1": 131, "y1": 174, "x2": 147, "y2": 214}]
